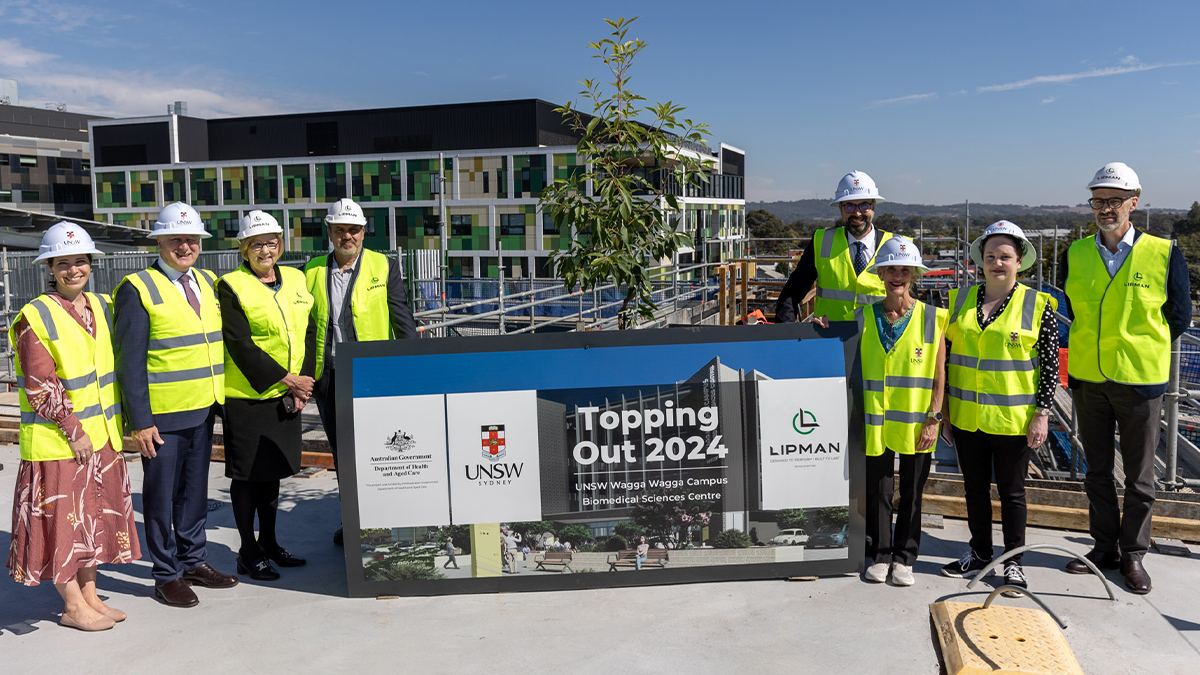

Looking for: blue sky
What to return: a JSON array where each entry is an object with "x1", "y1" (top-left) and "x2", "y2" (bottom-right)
[{"x1": 2, "y1": 0, "x2": 1199, "y2": 208}]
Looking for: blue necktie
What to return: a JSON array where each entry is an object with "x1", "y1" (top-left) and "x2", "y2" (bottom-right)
[{"x1": 853, "y1": 242, "x2": 868, "y2": 276}]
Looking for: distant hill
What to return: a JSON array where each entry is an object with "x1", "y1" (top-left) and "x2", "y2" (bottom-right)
[{"x1": 747, "y1": 199, "x2": 1182, "y2": 223}]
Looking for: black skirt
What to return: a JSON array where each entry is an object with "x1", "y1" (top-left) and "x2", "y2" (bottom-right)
[{"x1": 222, "y1": 396, "x2": 302, "y2": 481}]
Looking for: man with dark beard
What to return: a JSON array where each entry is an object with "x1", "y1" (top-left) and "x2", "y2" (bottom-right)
[
  {"x1": 775, "y1": 171, "x2": 895, "y2": 323},
  {"x1": 1059, "y1": 162, "x2": 1191, "y2": 595}
]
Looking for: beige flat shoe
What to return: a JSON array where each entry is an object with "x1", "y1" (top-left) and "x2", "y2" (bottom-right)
[
  {"x1": 61, "y1": 612, "x2": 116, "y2": 632},
  {"x1": 102, "y1": 608, "x2": 127, "y2": 623}
]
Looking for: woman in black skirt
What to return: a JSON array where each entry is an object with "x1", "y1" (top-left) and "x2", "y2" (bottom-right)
[{"x1": 216, "y1": 211, "x2": 316, "y2": 580}]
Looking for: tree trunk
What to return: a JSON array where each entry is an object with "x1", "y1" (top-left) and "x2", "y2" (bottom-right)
[{"x1": 617, "y1": 286, "x2": 638, "y2": 329}]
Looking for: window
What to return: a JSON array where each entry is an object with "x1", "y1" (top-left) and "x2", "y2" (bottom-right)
[
  {"x1": 450, "y1": 215, "x2": 471, "y2": 237},
  {"x1": 483, "y1": 171, "x2": 489, "y2": 194},
  {"x1": 542, "y1": 212, "x2": 558, "y2": 235},
  {"x1": 424, "y1": 214, "x2": 442, "y2": 233},
  {"x1": 163, "y1": 182, "x2": 179, "y2": 202},
  {"x1": 195, "y1": 181, "x2": 216, "y2": 204},
  {"x1": 499, "y1": 214, "x2": 525, "y2": 236},
  {"x1": 21, "y1": 190, "x2": 41, "y2": 202},
  {"x1": 19, "y1": 155, "x2": 37, "y2": 167},
  {"x1": 223, "y1": 218, "x2": 240, "y2": 237},
  {"x1": 55, "y1": 157, "x2": 73, "y2": 170},
  {"x1": 365, "y1": 215, "x2": 376, "y2": 237},
  {"x1": 140, "y1": 184, "x2": 157, "y2": 204},
  {"x1": 81, "y1": 159, "x2": 90, "y2": 172},
  {"x1": 0, "y1": 153, "x2": 8, "y2": 165},
  {"x1": 301, "y1": 217, "x2": 323, "y2": 238},
  {"x1": 0, "y1": 190, "x2": 10, "y2": 203}
]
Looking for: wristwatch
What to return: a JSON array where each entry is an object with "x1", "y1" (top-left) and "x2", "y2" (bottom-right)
[
  {"x1": 1035, "y1": 407, "x2": 1051, "y2": 417},
  {"x1": 926, "y1": 410, "x2": 943, "y2": 422}
]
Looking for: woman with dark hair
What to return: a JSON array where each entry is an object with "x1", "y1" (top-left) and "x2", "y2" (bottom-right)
[
  {"x1": 7, "y1": 223, "x2": 140, "y2": 631},
  {"x1": 216, "y1": 211, "x2": 316, "y2": 581},
  {"x1": 941, "y1": 221, "x2": 1059, "y2": 595}
]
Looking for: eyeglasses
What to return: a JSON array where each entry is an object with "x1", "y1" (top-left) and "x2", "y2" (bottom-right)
[
  {"x1": 841, "y1": 202, "x2": 875, "y2": 214},
  {"x1": 1087, "y1": 196, "x2": 1134, "y2": 210},
  {"x1": 331, "y1": 225, "x2": 364, "y2": 237},
  {"x1": 248, "y1": 240, "x2": 280, "y2": 252}
]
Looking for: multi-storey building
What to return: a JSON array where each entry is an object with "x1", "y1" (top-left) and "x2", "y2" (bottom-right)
[
  {"x1": 1, "y1": 103, "x2": 106, "y2": 220},
  {"x1": 87, "y1": 99, "x2": 745, "y2": 277}
]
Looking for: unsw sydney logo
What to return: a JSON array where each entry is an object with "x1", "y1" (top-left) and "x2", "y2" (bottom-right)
[
  {"x1": 771, "y1": 408, "x2": 840, "y2": 456},
  {"x1": 468, "y1": 424, "x2": 525, "y2": 484}
]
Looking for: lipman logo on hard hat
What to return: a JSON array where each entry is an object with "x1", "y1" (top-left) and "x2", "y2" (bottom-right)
[{"x1": 1106, "y1": 167, "x2": 1116, "y2": 174}]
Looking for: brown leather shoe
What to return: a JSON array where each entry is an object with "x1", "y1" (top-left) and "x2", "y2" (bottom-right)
[
  {"x1": 182, "y1": 563, "x2": 240, "y2": 589},
  {"x1": 1120, "y1": 557, "x2": 1152, "y2": 595},
  {"x1": 154, "y1": 578, "x2": 199, "y2": 607},
  {"x1": 1064, "y1": 548, "x2": 1120, "y2": 574}
]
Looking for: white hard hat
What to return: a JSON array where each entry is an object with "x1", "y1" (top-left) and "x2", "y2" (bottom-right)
[
  {"x1": 34, "y1": 222, "x2": 105, "y2": 263},
  {"x1": 1087, "y1": 162, "x2": 1141, "y2": 192},
  {"x1": 867, "y1": 235, "x2": 928, "y2": 273},
  {"x1": 324, "y1": 198, "x2": 367, "y2": 226},
  {"x1": 151, "y1": 202, "x2": 211, "y2": 239},
  {"x1": 830, "y1": 170, "x2": 886, "y2": 206},
  {"x1": 969, "y1": 220, "x2": 1037, "y2": 272},
  {"x1": 237, "y1": 210, "x2": 284, "y2": 240}
]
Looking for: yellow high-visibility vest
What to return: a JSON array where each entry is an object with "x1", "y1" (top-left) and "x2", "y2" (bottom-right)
[
  {"x1": 813, "y1": 227, "x2": 893, "y2": 321},
  {"x1": 115, "y1": 267, "x2": 225, "y2": 414},
  {"x1": 305, "y1": 248, "x2": 393, "y2": 375},
  {"x1": 1065, "y1": 233, "x2": 1172, "y2": 385},
  {"x1": 947, "y1": 284, "x2": 1054, "y2": 435},
  {"x1": 216, "y1": 266, "x2": 313, "y2": 400},
  {"x1": 11, "y1": 293, "x2": 123, "y2": 461},
  {"x1": 857, "y1": 302, "x2": 948, "y2": 456}
]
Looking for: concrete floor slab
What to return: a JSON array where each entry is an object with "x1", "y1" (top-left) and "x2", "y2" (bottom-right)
[{"x1": 1, "y1": 443, "x2": 1197, "y2": 674}]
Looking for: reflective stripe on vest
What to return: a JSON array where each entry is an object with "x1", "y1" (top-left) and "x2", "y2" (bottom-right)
[
  {"x1": 10, "y1": 293, "x2": 124, "y2": 460},
  {"x1": 946, "y1": 284, "x2": 1051, "y2": 435},
  {"x1": 812, "y1": 227, "x2": 893, "y2": 322},
  {"x1": 1064, "y1": 233, "x2": 1172, "y2": 385},
  {"x1": 217, "y1": 265, "x2": 313, "y2": 400},
  {"x1": 305, "y1": 249, "x2": 393, "y2": 376},
  {"x1": 857, "y1": 302, "x2": 947, "y2": 456},
  {"x1": 115, "y1": 266, "x2": 225, "y2": 414}
]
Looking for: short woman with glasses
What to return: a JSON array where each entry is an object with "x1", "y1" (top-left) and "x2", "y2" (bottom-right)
[
  {"x1": 215, "y1": 211, "x2": 316, "y2": 581},
  {"x1": 941, "y1": 221, "x2": 1059, "y2": 595}
]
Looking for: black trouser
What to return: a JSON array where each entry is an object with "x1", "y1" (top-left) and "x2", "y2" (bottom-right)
[
  {"x1": 314, "y1": 366, "x2": 339, "y2": 472},
  {"x1": 1073, "y1": 381, "x2": 1160, "y2": 560},
  {"x1": 952, "y1": 427, "x2": 1032, "y2": 563},
  {"x1": 865, "y1": 449, "x2": 933, "y2": 566}
]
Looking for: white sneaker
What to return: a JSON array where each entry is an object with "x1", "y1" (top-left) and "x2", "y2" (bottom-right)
[
  {"x1": 865, "y1": 562, "x2": 889, "y2": 583},
  {"x1": 890, "y1": 563, "x2": 915, "y2": 586}
]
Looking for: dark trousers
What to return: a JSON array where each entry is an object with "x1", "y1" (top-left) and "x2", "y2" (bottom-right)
[
  {"x1": 315, "y1": 367, "x2": 339, "y2": 472},
  {"x1": 865, "y1": 449, "x2": 932, "y2": 566},
  {"x1": 952, "y1": 427, "x2": 1032, "y2": 563},
  {"x1": 141, "y1": 417, "x2": 214, "y2": 582},
  {"x1": 1074, "y1": 381, "x2": 1160, "y2": 560}
]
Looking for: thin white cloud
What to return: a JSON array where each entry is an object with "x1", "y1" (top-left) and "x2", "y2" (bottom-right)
[
  {"x1": 867, "y1": 92, "x2": 937, "y2": 108},
  {"x1": 978, "y1": 61, "x2": 1200, "y2": 93},
  {"x1": 1, "y1": 39, "x2": 348, "y2": 118},
  {"x1": 1040, "y1": 97, "x2": 1056, "y2": 105},
  {"x1": 0, "y1": 0, "x2": 123, "y2": 32},
  {"x1": 1120, "y1": 55, "x2": 1139, "y2": 66},
  {"x1": 411, "y1": 71, "x2": 429, "y2": 77},
  {"x1": 490, "y1": 74, "x2": 508, "y2": 81}
]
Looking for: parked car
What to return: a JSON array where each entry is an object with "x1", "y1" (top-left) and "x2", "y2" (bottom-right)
[
  {"x1": 805, "y1": 524, "x2": 849, "y2": 549},
  {"x1": 769, "y1": 528, "x2": 809, "y2": 546}
]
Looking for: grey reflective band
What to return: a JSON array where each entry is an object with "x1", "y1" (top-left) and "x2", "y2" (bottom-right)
[
  {"x1": 21, "y1": 403, "x2": 107, "y2": 425},
  {"x1": 148, "y1": 331, "x2": 224, "y2": 351},
  {"x1": 949, "y1": 286, "x2": 971, "y2": 325},
  {"x1": 820, "y1": 229, "x2": 834, "y2": 258},
  {"x1": 948, "y1": 386, "x2": 1035, "y2": 407},
  {"x1": 135, "y1": 270, "x2": 164, "y2": 305},
  {"x1": 885, "y1": 410, "x2": 929, "y2": 424},
  {"x1": 886, "y1": 375, "x2": 935, "y2": 389},
  {"x1": 865, "y1": 413, "x2": 885, "y2": 426},
  {"x1": 855, "y1": 308, "x2": 865, "y2": 334},
  {"x1": 198, "y1": 269, "x2": 216, "y2": 284},
  {"x1": 815, "y1": 287, "x2": 883, "y2": 305},
  {"x1": 977, "y1": 358, "x2": 1038, "y2": 372},
  {"x1": 146, "y1": 363, "x2": 224, "y2": 384},
  {"x1": 60, "y1": 371, "x2": 97, "y2": 390},
  {"x1": 948, "y1": 354, "x2": 977, "y2": 368},
  {"x1": 99, "y1": 371, "x2": 116, "y2": 388},
  {"x1": 1020, "y1": 286, "x2": 1037, "y2": 332},
  {"x1": 100, "y1": 298, "x2": 113, "y2": 334},
  {"x1": 864, "y1": 379, "x2": 884, "y2": 392},
  {"x1": 30, "y1": 299, "x2": 58, "y2": 341},
  {"x1": 105, "y1": 402, "x2": 122, "y2": 419},
  {"x1": 924, "y1": 305, "x2": 936, "y2": 345}
]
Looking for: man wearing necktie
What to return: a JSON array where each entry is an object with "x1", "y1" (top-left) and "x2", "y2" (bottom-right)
[
  {"x1": 775, "y1": 171, "x2": 894, "y2": 323},
  {"x1": 114, "y1": 202, "x2": 238, "y2": 607}
]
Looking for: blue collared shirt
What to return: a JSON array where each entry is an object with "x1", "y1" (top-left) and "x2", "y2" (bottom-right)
[{"x1": 1095, "y1": 225, "x2": 1136, "y2": 278}]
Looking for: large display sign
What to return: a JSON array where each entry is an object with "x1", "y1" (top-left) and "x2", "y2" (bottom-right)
[{"x1": 338, "y1": 324, "x2": 865, "y2": 597}]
